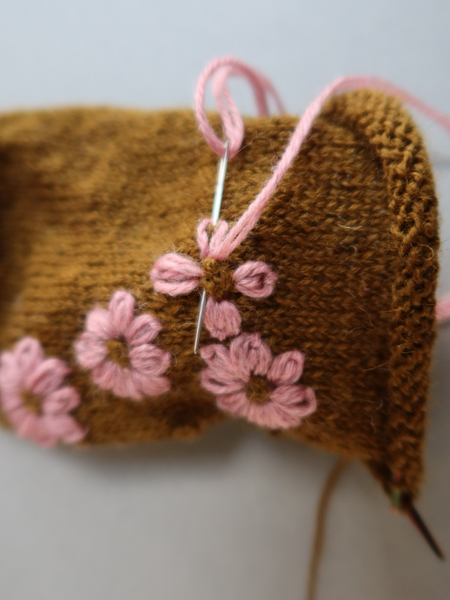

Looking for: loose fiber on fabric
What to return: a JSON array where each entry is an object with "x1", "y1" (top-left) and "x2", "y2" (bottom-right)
[{"x1": 0, "y1": 89, "x2": 438, "y2": 500}]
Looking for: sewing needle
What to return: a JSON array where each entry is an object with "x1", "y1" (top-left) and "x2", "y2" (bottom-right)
[{"x1": 193, "y1": 140, "x2": 229, "y2": 353}]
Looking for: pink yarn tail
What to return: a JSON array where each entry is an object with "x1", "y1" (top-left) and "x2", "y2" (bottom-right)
[{"x1": 436, "y1": 295, "x2": 450, "y2": 322}]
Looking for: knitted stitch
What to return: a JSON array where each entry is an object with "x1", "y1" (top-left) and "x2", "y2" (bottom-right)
[{"x1": 0, "y1": 92, "x2": 438, "y2": 500}]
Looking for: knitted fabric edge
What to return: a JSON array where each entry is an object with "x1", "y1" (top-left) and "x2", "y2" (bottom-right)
[{"x1": 320, "y1": 90, "x2": 439, "y2": 501}]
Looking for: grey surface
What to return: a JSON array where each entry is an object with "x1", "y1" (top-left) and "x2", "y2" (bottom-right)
[{"x1": 0, "y1": 1, "x2": 449, "y2": 598}]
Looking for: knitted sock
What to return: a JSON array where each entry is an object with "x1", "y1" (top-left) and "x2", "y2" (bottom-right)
[{"x1": 0, "y1": 90, "x2": 438, "y2": 501}]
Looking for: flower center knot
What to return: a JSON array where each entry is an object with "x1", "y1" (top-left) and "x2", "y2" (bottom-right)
[
  {"x1": 106, "y1": 337, "x2": 130, "y2": 369},
  {"x1": 245, "y1": 375, "x2": 271, "y2": 404},
  {"x1": 21, "y1": 390, "x2": 42, "y2": 415},
  {"x1": 201, "y1": 258, "x2": 233, "y2": 300}
]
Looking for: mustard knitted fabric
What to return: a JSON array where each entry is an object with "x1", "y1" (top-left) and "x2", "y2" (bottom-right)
[{"x1": 0, "y1": 90, "x2": 439, "y2": 500}]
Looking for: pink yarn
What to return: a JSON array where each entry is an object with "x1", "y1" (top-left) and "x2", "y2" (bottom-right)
[
  {"x1": 436, "y1": 296, "x2": 450, "y2": 322},
  {"x1": 200, "y1": 333, "x2": 316, "y2": 429},
  {"x1": 151, "y1": 253, "x2": 203, "y2": 296},
  {"x1": 196, "y1": 218, "x2": 229, "y2": 260},
  {"x1": 75, "y1": 290, "x2": 171, "y2": 400},
  {"x1": 204, "y1": 297, "x2": 241, "y2": 341},
  {"x1": 233, "y1": 261, "x2": 277, "y2": 298},
  {"x1": 196, "y1": 58, "x2": 450, "y2": 262},
  {"x1": 0, "y1": 337, "x2": 86, "y2": 448},
  {"x1": 195, "y1": 56, "x2": 286, "y2": 159}
]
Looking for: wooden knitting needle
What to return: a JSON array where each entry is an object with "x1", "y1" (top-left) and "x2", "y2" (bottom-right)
[
  {"x1": 392, "y1": 486, "x2": 444, "y2": 559},
  {"x1": 193, "y1": 140, "x2": 229, "y2": 353},
  {"x1": 407, "y1": 503, "x2": 445, "y2": 560}
]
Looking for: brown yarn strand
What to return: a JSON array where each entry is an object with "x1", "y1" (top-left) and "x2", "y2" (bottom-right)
[{"x1": 305, "y1": 458, "x2": 350, "y2": 600}]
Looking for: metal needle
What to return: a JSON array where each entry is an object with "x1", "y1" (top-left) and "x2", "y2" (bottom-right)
[{"x1": 193, "y1": 140, "x2": 229, "y2": 353}]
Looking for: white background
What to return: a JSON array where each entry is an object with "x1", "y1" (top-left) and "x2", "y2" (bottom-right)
[{"x1": 1, "y1": 1, "x2": 450, "y2": 598}]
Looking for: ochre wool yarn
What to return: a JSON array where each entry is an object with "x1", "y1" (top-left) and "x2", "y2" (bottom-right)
[{"x1": 0, "y1": 89, "x2": 439, "y2": 502}]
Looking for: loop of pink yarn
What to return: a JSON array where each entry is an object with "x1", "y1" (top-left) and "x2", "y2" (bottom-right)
[
  {"x1": 151, "y1": 253, "x2": 204, "y2": 296},
  {"x1": 212, "y1": 65, "x2": 268, "y2": 121},
  {"x1": 195, "y1": 56, "x2": 286, "y2": 159},
  {"x1": 196, "y1": 218, "x2": 212, "y2": 259},
  {"x1": 204, "y1": 297, "x2": 241, "y2": 341},
  {"x1": 233, "y1": 261, "x2": 277, "y2": 298},
  {"x1": 211, "y1": 67, "x2": 244, "y2": 156}
]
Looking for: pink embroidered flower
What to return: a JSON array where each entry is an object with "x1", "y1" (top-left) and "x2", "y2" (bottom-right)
[
  {"x1": 0, "y1": 337, "x2": 86, "y2": 448},
  {"x1": 200, "y1": 333, "x2": 316, "y2": 429},
  {"x1": 151, "y1": 252, "x2": 277, "y2": 341},
  {"x1": 75, "y1": 290, "x2": 171, "y2": 400}
]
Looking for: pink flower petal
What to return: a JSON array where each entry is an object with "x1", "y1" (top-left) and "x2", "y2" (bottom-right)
[
  {"x1": 0, "y1": 351, "x2": 23, "y2": 400},
  {"x1": 201, "y1": 368, "x2": 244, "y2": 396},
  {"x1": 5, "y1": 406, "x2": 27, "y2": 429},
  {"x1": 91, "y1": 360, "x2": 120, "y2": 389},
  {"x1": 0, "y1": 350, "x2": 15, "y2": 374},
  {"x1": 199, "y1": 343, "x2": 231, "y2": 369},
  {"x1": 233, "y1": 261, "x2": 277, "y2": 298},
  {"x1": 111, "y1": 373, "x2": 142, "y2": 400},
  {"x1": 74, "y1": 332, "x2": 108, "y2": 369},
  {"x1": 151, "y1": 253, "x2": 203, "y2": 296},
  {"x1": 125, "y1": 313, "x2": 163, "y2": 346},
  {"x1": 133, "y1": 372, "x2": 171, "y2": 397},
  {"x1": 41, "y1": 414, "x2": 86, "y2": 445},
  {"x1": 92, "y1": 361, "x2": 143, "y2": 400},
  {"x1": 267, "y1": 350, "x2": 305, "y2": 386},
  {"x1": 13, "y1": 337, "x2": 45, "y2": 381},
  {"x1": 43, "y1": 386, "x2": 81, "y2": 415},
  {"x1": 216, "y1": 392, "x2": 249, "y2": 418},
  {"x1": 270, "y1": 384, "x2": 317, "y2": 422},
  {"x1": 229, "y1": 333, "x2": 272, "y2": 379},
  {"x1": 246, "y1": 402, "x2": 288, "y2": 428},
  {"x1": 129, "y1": 344, "x2": 171, "y2": 377},
  {"x1": 26, "y1": 358, "x2": 70, "y2": 396},
  {"x1": 34, "y1": 419, "x2": 60, "y2": 448},
  {"x1": 8, "y1": 406, "x2": 58, "y2": 447},
  {"x1": 11, "y1": 408, "x2": 40, "y2": 440},
  {"x1": 0, "y1": 388, "x2": 22, "y2": 412},
  {"x1": 200, "y1": 344, "x2": 242, "y2": 386},
  {"x1": 108, "y1": 291, "x2": 135, "y2": 336},
  {"x1": 245, "y1": 385, "x2": 316, "y2": 429},
  {"x1": 86, "y1": 307, "x2": 116, "y2": 339},
  {"x1": 200, "y1": 344, "x2": 235, "y2": 380},
  {"x1": 204, "y1": 298, "x2": 241, "y2": 341}
]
